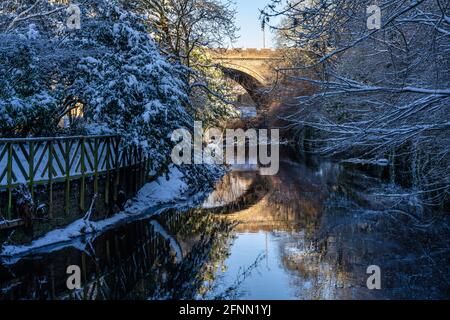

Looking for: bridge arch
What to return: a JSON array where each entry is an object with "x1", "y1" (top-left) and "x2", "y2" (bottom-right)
[
  {"x1": 219, "y1": 66, "x2": 267, "y2": 108},
  {"x1": 210, "y1": 48, "x2": 282, "y2": 110},
  {"x1": 218, "y1": 62, "x2": 268, "y2": 86}
]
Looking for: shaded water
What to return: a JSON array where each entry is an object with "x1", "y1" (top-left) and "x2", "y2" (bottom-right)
[{"x1": 0, "y1": 150, "x2": 448, "y2": 300}]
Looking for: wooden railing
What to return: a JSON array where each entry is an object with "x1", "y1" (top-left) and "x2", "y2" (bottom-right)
[{"x1": 0, "y1": 135, "x2": 149, "y2": 220}]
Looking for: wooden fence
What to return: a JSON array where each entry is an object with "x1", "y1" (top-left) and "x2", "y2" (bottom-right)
[{"x1": 0, "y1": 135, "x2": 149, "y2": 220}]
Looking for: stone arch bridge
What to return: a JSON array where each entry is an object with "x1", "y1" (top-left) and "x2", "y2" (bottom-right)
[{"x1": 209, "y1": 48, "x2": 284, "y2": 108}]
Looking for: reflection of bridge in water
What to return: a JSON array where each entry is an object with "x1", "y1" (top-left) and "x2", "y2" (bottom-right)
[
  {"x1": 1, "y1": 149, "x2": 440, "y2": 300},
  {"x1": 201, "y1": 156, "x2": 340, "y2": 233}
]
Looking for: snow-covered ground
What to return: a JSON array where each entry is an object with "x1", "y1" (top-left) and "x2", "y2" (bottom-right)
[
  {"x1": 0, "y1": 165, "x2": 197, "y2": 260},
  {"x1": 126, "y1": 166, "x2": 188, "y2": 211}
]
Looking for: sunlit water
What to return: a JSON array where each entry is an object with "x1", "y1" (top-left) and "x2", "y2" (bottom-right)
[{"x1": 0, "y1": 150, "x2": 448, "y2": 300}]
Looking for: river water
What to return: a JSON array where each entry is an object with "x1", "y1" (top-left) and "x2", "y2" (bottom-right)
[{"x1": 0, "y1": 148, "x2": 448, "y2": 300}]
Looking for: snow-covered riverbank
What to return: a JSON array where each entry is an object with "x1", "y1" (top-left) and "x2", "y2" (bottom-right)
[{"x1": 0, "y1": 165, "x2": 211, "y2": 260}]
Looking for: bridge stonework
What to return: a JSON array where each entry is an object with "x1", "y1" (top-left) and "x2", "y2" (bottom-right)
[
  {"x1": 209, "y1": 49, "x2": 284, "y2": 108},
  {"x1": 210, "y1": 48, "x2": 282, "y2": 86}
]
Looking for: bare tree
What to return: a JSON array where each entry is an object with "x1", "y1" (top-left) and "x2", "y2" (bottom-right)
[
  {"x1": 129, "y1": 0, "x2": 238, "y2": 65},
  {"x1": 262, "y1": 0, "x2": 450, "y2": 206},
  {"x1": 123, "y1": 0, "x2": 240, "y2": 126}
]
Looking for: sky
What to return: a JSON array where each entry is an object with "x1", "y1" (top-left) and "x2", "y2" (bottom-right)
[{"x1": 233, "y1": 0, "x2": 280, "y2": 49}]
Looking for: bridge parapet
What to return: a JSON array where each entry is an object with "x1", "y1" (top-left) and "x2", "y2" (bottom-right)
[{"x1": 210, "y1": 48, "x2": 281, "y2": 60}]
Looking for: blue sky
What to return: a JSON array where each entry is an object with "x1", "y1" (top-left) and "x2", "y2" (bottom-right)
[{"x1": 233, "y1": 0, "x2": 280, "y2": 49}]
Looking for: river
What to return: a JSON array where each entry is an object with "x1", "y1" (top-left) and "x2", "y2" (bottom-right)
[{"x1": 0, "y1": 148, "x2": 448, "y2": 300}]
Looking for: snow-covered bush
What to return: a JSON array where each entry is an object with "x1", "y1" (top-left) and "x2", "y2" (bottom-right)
[
  {"x1": 66, "y1": 2, "x2": 192, "y2": 167},
  {"x1": 0, "y1": 0, "x2": 201, "y2": 174},
  {"x1": 0, "y1": 31, "x2": 62, "y2": 136}
]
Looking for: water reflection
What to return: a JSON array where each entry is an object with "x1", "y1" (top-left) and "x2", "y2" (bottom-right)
[
  {"x1": 202, "y1": 158, "x2": 362, "y2": 300},
  {"x1": 0, "y1": 209, "x2": 235, "y2": 300},
  {"x1": 203, "y1": 154, "x2": 448, "y2": 300},
  {"x1": 0, "y1": 150, "x2": 448, "y2": 300}
]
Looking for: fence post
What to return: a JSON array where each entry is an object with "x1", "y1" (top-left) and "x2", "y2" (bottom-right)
[
  {"x1": 114, "y1": 137, "x2": 120, "y2": 203},
  {"x1": 80, "y1": 137, "x2": 86, "y2": 212},
  {"x1": 105, "y1": 137, "x2": 111, "y2": 207},
  {"x1": 94, "y1": 137, "x2": 99, "y2": 195},
  {"x1": 6, "y1": 142, "x2": 13, "y2": 220},
  {"x1": 48, "y1": 140, "x2": 54, "y2": 218},
  {"x1": 28, "y1": 141, "x2": 34, "y2": 201},
  {"x1": 65, "y1": 139, "x2": 71, "y2": 215},
  {"x1": 28, "y1": 141, "x2": 35, "y2": 202}
]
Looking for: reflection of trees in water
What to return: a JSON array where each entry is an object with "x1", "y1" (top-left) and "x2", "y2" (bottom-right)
[
  {"x1": 312, "y1": 167, "x2": 450, "y2": 299},
  {"x1": 81, "y1": 209, "x2": 239, "y2": 300},
  {"x1": 152, "y1": 209, "x2": 237, "y2": 300},
  {"x1": 205, "y1": 157, "x2": 449, "y2": 299},
  {"x1": 0, "y1": 209, "x2": 237, "y2": 300},
  {"x1": 211, "y1": 253, "x2": 265, "y2": 300},
  {"x1": 259, "y1": 160, "x2": 358, "y2": 299},
  {"x1": 278, "y1": 231, "x2": 351, "y2": 300},
  {"x1": 200, "y1": 158, "x2": 358, "y2": 299},
  {"x1": 2, "y1": 155, "x2": 446, "y2": 300},
  {"x1": 186, "y1": 160, "x2": 447, "y2": 299},
  {"x1": 209, "y1": 160, "x2": 341, "y2": 232}
]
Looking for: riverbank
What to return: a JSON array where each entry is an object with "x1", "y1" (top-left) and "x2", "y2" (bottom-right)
[{"x1": 0, "y1": 164, "x2": 225, "y2": 259}]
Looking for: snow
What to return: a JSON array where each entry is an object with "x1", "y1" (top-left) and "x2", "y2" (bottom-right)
[
  {"x1": 0, "y1": 219, "x2": 22, "y2": 228},
  {"x1": 342, "y1": 158, "x2": 390, "y2": 166},
  {"x1": 84, "y1": 123, "x2": 115, "y2": 135},
  {"x1": 238, "y1": 106, "x2": 257, "y2": 119},
  {"x1": 0, "y1": 165, "x2": 190, "y2": 259},
  {"x1": 1, "y1": 214, "x2": 125, "y2": 257},
  {"x1": 26, "y1": 24, "x2": 39, "y2": 40},
  {"x1": 149, "y1": 220, "x2": 183, "y2": 262},
  {"x1": 125, "y1": 165, "x2": 188, "y2": 212}
]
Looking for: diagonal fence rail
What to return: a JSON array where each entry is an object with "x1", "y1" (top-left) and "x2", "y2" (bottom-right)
[{"x1": 0, "y1": 135, "x2": 149, "y2": 220}]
